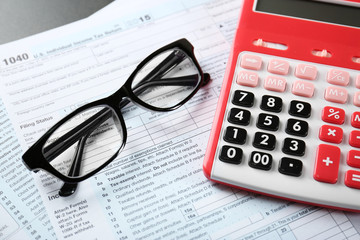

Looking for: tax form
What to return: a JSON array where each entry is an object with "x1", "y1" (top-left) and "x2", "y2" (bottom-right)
[{"x1": 1, "y1": 0, "x2": 360, "y2": 239}]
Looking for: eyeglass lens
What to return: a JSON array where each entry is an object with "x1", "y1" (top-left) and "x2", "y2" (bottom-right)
[
  {"x1": 132, "y1": 48, "x2": 201, "y2": 109},
  {"x1": 42, "y1": 106, "x2": 123, "y2": 178}
]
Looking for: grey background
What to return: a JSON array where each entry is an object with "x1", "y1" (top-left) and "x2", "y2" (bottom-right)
[{"x1": 0, "y1": 0, "x2": 113, "y2": 44}]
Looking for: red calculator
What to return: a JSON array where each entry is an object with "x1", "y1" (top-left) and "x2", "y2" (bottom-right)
[{"x1": 203, "y1": 0, "x2": 360, "y2": 212}]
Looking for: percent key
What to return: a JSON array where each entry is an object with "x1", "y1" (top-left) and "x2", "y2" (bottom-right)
[{"x1": 322, "y1": 106, "x2": 345, "y2": 125}]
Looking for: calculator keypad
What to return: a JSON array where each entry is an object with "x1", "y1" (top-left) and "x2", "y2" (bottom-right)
[{"x1": 212, "y1": 52, "x2": 360, "y2": 211}]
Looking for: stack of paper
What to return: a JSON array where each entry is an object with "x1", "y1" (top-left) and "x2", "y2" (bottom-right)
[{"x1": 0, "y1": 1, "x2": 359, "y2": 239}]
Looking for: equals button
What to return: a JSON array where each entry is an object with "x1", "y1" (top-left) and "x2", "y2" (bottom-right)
[{"x1": 345, "y1": 170, "x2": 360, "y2": 189}]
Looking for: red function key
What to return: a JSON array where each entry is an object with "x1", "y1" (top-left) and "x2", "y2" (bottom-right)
[
  {"x1": 322, "y1": 106, "x2": 345, "y2": 125},
  {"x1": 345, "y1": 170, "x2": 360, "y2": 189},
  {"x1": 314, "y1": 144, "x2": 340, "y2": 184},
  {"x1": 295, "y1": 63, "x2": 317, "y2": 80},
  {"x1": 349, "y1": 130, "x2": 360, "y2": 148},
  {"x1": 347, "y1": 150, "x2": 360, "y2": 168},
  {"x1": 327, "y1": 69, "x2": 350, "y2": 86},
  {"x1": 319, "y1": 125, "x2": 343, "y2": 144},
  {"x1": 240, "y1": 54, "x2": 262, "y2": 70},
  {"x1": 268, "y1": 59, "x2": 289, "y2": 75},
  {"x1": 351, "y1": 112, "x2": 360, "y2": 128}
]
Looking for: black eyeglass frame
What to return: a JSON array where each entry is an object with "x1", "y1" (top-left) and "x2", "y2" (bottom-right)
[{"x1": 22, "y1": 38, "x2": 209, "y2": 184}]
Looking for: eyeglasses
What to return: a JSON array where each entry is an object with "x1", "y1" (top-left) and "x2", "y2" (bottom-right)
[{"x1": 22, "y1": 38, "x2": 210, "y2": 197}]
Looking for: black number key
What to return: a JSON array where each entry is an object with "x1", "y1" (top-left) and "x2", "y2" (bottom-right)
[
  {"x1": 285, "y1": 118, "x2": 308, "y2": 137},
  {"x1": 253, "y1": 132, "x2": 276, "y2": 150},
  {"x1": 260, "y1": 95, "x2": 282, "y2": 113},
  {"x1": 228, "y1": 108, "x2": 251, "y2": 126},
  {"x1": 278, "y1": 157, "x2": 303, "y2": 177},
  {"x1": 224, "y1": 126, "x2": 247, "y2": 145},
  {"x1": 219, "y1": 145, "x2": 243, "y2": 164},
  {"x1": 249, "y1": 151, "x2": 272, "y2": 170},
  {"x1": 289, "y1": 100, "x2": 311, "y2": 118},
  {"x1": 256, "y1": 113, "x2": 280, "y2": 131},
  {"x1": 232, "y1": 90, "x2": 254, "y2": 107},
  {"x1": 282, "y1": 138, "x2": 306, "y2": 156}
]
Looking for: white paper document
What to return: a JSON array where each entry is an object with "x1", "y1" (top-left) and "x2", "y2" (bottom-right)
[{"x1": 0, "y1": 0, "x2": 359, "y2": 239}]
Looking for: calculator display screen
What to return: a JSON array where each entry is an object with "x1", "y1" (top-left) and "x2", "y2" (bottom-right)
[{"x1": 255, "y1": 0, "x2": 360, "y2": 28}]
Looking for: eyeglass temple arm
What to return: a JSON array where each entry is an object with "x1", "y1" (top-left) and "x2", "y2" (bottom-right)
[
  {"x1": 140, "y1": 49, "x2": 186, "y2": 83},
  {"x1": 58, "y1": 134, "x2": 87, "y2": 197}
]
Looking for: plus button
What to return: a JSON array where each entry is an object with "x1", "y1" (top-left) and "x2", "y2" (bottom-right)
[
  {"x1": 322, "y1": 157, "x2": 333, "y2": 166},
  {"x1": 314, "y1": 144, "x2": 340, "y2": 184}
]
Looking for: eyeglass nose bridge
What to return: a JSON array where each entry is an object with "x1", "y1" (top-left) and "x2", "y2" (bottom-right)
[{"x1": 109, "y1": 84, "x2": 134, "y2": 108}]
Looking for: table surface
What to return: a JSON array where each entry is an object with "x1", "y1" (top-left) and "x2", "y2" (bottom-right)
[{"x1": 0, "y1": 0, "x2": 113, "y2": 44}]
